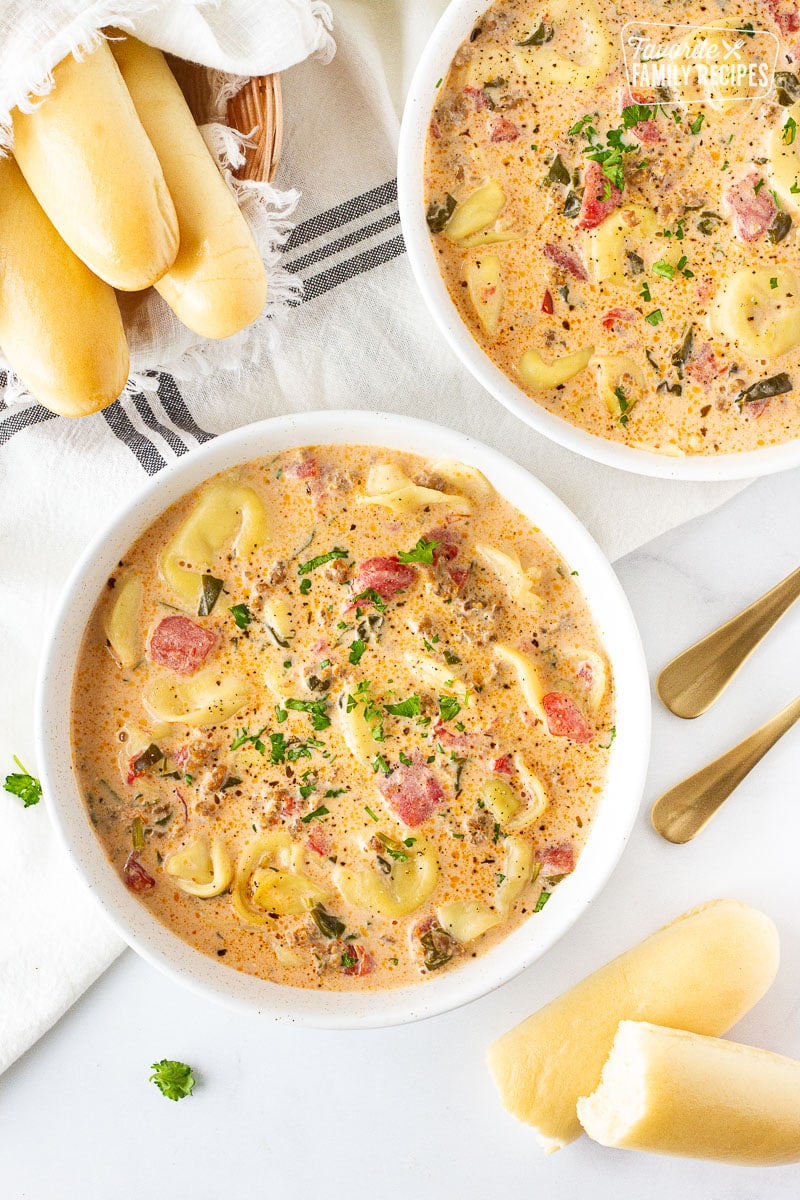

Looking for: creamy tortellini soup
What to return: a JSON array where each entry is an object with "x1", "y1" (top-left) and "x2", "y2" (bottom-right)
[
  {"x1": 425, "y1": 0, "x2": 800, "y2": 454},
  {"x1": 71, "y1": 446, "x2": 613, "y2": 990}
]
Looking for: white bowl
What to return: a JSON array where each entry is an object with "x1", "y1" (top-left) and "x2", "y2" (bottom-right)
[
  {"x1": 397, "y1": 0, "x2": 800, "y2": 482},
  {"x1": 36, "y1": 410, "x2": 650, "y2": 1027}
]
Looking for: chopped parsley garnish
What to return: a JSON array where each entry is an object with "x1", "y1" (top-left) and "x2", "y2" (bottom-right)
[
  {"x1": 364, "y1": 805, "x2": 379, "y2": 822},
  {"x1": 231, "y1": 725, "x2": 267, "y2": 754},
  {"x1": 301, "y1": 805, "x2": 329, "y2": 823},
  {"x1": 349, "y1": 639, "x2": 367, "y2": 665},
  {"x1": 534, "y1": 890, "x2": 551, "y2": 913},
  {"x1": 621, "y1": 102, "x2": 654, "y2": 128},
  {"x1": 284, "y1": 698, "x2": 331, "y2": 731},
  {"x1": 754, "y1": 177, "x2": 766, "y2": 194},
  {"x1": 352, "y1": 587, "x2": 387, "y2": 612},
  {"x1": 438, "y1": 695, "x2": 462, "y2": 722},
  {"x1": 198, "y1": 574, "x2": 224, "y2": 616},
  {"x1": 784, "y1": 116, "x2": 797, "y2": 146},
  {"x1": 299, "y1": 578, "x2": 312, "y2": 595},
  {"x1": 443, "y1": 649, "x2": 461, "y2": 665},
  {"x1": 325, "y1": 788, "x2": 346, "y2": 798},
  {"x1": 376, "y1": 833, "x2": 409, "y2": 861},
  {"x1": 385, "y1": 694, "x2": 421, "y2": 718},
  {"x1": 651, "y1": 258, "x2": 674, "y2": 280},
  {"x1": 398, "y1": 537, "x2": 440, "y2": 564},
  {"x1": 298, "y1": 547, "x2": 349, "y2": 575},
  {"x1": 229, "y1": 603, "x2": 252, "y2": 629},
  {"x1": 614, "y1": 387, "x2": 630, "y2": 427},
  {"x1": 689, "y1": 112, "x2": 705, "y2": 135},
  {"x1": 341, "y1": 950, "x2": 358, "y2": 970},
  {"x1": 600, "y1": 726, "x2": 617, "y2": 749},
  {"x1": 639, "y1": 281, "x2": 652, "y2": 302},
  {"x1": 149, "y1": 1059, "x2": 195, "y2": 1102},
  {"x1": 645, "y1": 309, "x2": 664, "y2": 327},
  {"x1": 372, "y1": 754, "x2": 390, "y2": 775},
  {"x1": 771, "y1": 277, "x2": 779, "y2": 289}
]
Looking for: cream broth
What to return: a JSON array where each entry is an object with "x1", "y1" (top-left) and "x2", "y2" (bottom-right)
[
  {"x1": 425, "y1": 0, "x2": 800, "y2": 455},
  {"x1": 71, "y1": 446, "x2": 613, "y2": 990}
]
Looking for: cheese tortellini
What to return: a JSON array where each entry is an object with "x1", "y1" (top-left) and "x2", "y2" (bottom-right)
[
  {"x1": 437, "y1": 900, "x2": 500, "y2": 943},
  {"x1": 494, "y1": 643, "x2": 546, "y2": 721},
  {"x1": 466, "y1": 254, "x2": 505, "y2": 335},
  {"x1": 710, "y1": 267, "x2": 800, "y2": 360},
  {"x1": 143, "y1": 666, "x2": 251, "y2": 727},
  {"x1": 160, "y1": 480, "x2": 268, "y2": 610},
  {"x1": 589, "y1": 205, "x2": 658, "y2": 286},
  {"x1": 335, "y1": 837, "x2": 439, "y2": 918},
  {"x1": 513, "y1": 0, "x2": 614, "y2": 87},
  {"x1": 167, "y1": 837, "x2": 233, "y2": 898},
  {"x1": 518, "y1": 345, "x2": 594, "y2": 390},
  {"x1": 594, "y1": 355, "x2": 646, "y2": 420},
  {"x1": 444, "y1": 180, "x2": 506, "y2": 243},
  {"x1": 767, "y1": 103, "x2": 800, "y2": 213},
  {"x1": 359, "y1": 463, "x2": 473, "y2": 515},
  {"x1": 233, "y1": 833, "x2": 326, "y2": 925},
  {"x1": 475, "y1": 543, "x2": 544, "y2": 612},
  {"x1": 103, "y1": 574, "x2": 143, "y2": 669}
]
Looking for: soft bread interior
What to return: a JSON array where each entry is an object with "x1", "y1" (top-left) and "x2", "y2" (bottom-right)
[{"x1": 578, "y1": 1020, "x2": 800, "y2": 1166}]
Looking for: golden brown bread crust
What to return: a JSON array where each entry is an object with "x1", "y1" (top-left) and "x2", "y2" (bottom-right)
[
  {"x1": 12, "y1": 39, "x2": 179, "y2": 291},
  {"x1": 0, "y1": 156, "x2": 129, "y2": 416}
]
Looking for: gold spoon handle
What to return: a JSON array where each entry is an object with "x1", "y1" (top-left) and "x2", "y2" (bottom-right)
[
  {"x1": 651, "y1": 694, "x2": 800, "y2": 843},
  {"x1": 657, "y1": 565, "x2": 800, "y2": 719}
]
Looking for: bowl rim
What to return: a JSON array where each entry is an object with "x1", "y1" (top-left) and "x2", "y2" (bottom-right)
[
  {"x1": 396, "y1": 0, "x2": 800, "y2": 483},
  {"x1": 35, "y1": 409, "x2": 651, "y2": 1028}
]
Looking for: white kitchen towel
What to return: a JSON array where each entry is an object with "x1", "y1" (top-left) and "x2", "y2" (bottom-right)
[
  {"x1": 0, "y1": 0, "x2": 751, "y2": 1077},
  {"x1": 0, "y1": 0, "x2": 334, "y2": 392}
]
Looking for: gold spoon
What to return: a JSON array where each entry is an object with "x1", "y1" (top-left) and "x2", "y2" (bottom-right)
[
  {"x1": 651, "y1": 694, "x2": 800, "y2": 843},
  {"x1": 657, "y1": 566, "x2": 800, "y2": 719}
]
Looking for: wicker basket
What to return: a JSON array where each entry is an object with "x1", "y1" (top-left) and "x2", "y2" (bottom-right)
[{"x1": 166, "y1": 58, "x2": 283, "y2": 183}]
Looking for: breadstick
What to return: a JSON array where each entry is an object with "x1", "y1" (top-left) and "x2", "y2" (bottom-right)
[
  {"x1": 111, "y1": 35, "x2": 267, "y2": 338},
  {"x1": 0, "y1": 156, "x2": 128, "y2": 416},
  {"x1": 12, "y1": 39, "x2": 179, "y2": 290},
  {"x1": 578, "y1": 1021, "x2": 800, "y2": 1166},
  {"x1": 487, "y1": 899, "x2": 779, "y2": 1152}
]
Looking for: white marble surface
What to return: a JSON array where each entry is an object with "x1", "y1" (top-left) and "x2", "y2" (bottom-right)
[{"x1": 2, "y1": 466, "x2": 800, "y2": 1199}]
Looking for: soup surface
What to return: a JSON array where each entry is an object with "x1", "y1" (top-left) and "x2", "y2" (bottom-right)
[
  {"x1": 72, "y1": 446, "x2": 613, "y2": 990},
  {"x1": 425, "y1": 0, "x2": 800, "y2": 455}
]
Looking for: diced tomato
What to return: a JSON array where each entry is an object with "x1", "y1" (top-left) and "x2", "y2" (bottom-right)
[
  {"x1": 725, "y1": 173, "x2": 777, "y2": 242},
  {"x1": 543, "y1": 242, "x2": 588, "y2": 281},
  {"x1": 766, "y1": 0, "x2": 800, "y2": 35},
  {"x1": 602, "y1": 306, "x2": 635, "y2": 331},
  {"x1": 307, "y1": 829, "x2": 329, "y2": 857},
  {"x1": 283, "y1": 451, "x2": 318, "y2": 479},
  {"x1": 537, "y1": 842, "x2": 575, "y2": 877},
  {"x1": 576, "y1": 161, "x2": 622, "y2": 231},
  {"x1": 448, "y1": 566, "x2": 471, "y2": 591},
  {"x1": 378, "y1": 755, "x2": 445, "y2": 827},
  {"x1": 743, "y1": 398, "x2": 770, "y2": 419},
  {"x1": 148, "y1": 616, "x2": 217, "y2": 676},
  {"x1": 310, "y1": 638, "x2": 329, "y2": 656},
  {"x1": 433, "y1": 719, "x2": 473, "y2": 750},
  {"x1": 489, "y1": 117, "x2": 520, "y2": 142},
  {"x1": 491, "y1": 754, "x2": 513, "y2": 776},
  {"x1": 343, "y1": 944, "x2": 374, "y2": 977},
  {"x1": 426, "y1": 527, "x2": 460, "y2": 563},
  {"x1": 351, "y1": 556, "x2": 417, "y2": 601},
  {"x1": 541, "y1": 289, "x2": 554, "y2": 315},
  {"x1": 631, "y1": 119, "x2": 662, "y2": 144},
  {"x1": 464, "y1": 85, "x2": 491, "y2": 111},
  {"x1": 542, "y1": 693, "x2": 593, "y2": 742},
  {"x1": 123, "y1": 853, "x2": 155, "y2": 892},
  {"x1": 576, "y1": 661, "x2": 593, "y2": 688},
  {"x1": 685, "y1": 341, "x2": 720, "y2": 386}
]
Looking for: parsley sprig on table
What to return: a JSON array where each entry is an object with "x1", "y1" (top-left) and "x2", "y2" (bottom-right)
[
  {"x1": 149, "y1": 1059, "x2": 195, "y2": 1101},
  {"x1": 3, "y1": 757, "x2": 42, "y2": 807}
]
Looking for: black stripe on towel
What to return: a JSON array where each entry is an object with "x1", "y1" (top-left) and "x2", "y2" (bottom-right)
[
  {"x1": 299, "y1": 232, "x2": 406, "y2": 303},
  {"x1": 157, "y1": 375, "x2": 215, "y2": 443},
  {"x1": 287, "y1": 209, "x2": 402, "y2": 276},
  {"x1": 102, "y1": 400, "x2": 166, "y2": 476},
  {"x1": 132, "y1": 394, "x2": 191, "y2": 457},
  {"x1": 285, "y1": 179, "x2": 398, "y2": 251},
  {"x1": 0, "y1": 401, "x2": 57, "y2": 445}
]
